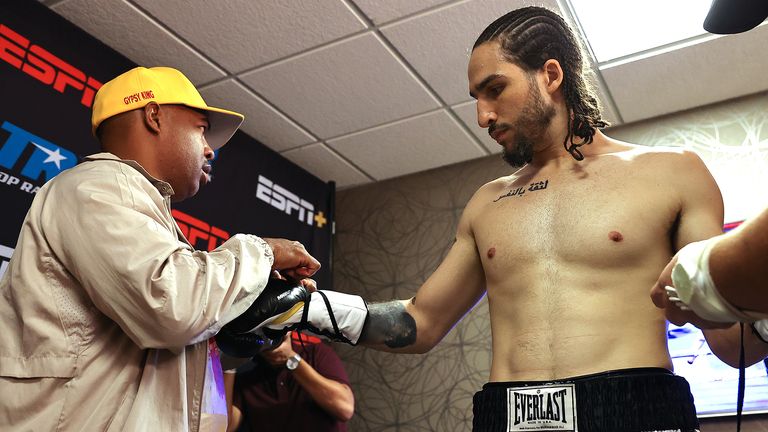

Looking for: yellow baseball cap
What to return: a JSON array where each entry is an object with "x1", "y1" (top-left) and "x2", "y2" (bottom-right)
[{"x1": 91, "y1": 66, "x2": 244, "y2": 150}]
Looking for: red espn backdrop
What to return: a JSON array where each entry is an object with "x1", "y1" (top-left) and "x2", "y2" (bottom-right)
[{"x1": 0, "y1": 0, "x2": 335, "y2": 288}]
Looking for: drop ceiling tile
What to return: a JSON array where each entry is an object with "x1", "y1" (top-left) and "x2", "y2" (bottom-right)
[
  {"x1": 50, "y1": 0, "x2": 224, "y2": 83},
  {"x1": 132, "y1": 0, "x2": 367, "y2": 72},
  {"x1": 351, "y1": 0, "x2": 452, "y2": 25},
  {"x1": 281, "y1": 143, "x2": 371, "y2": 189},
  {"x1": 451, "y1": 101, "x2": 499, "y2": 153},
  {"x1": 381, "y1": 0, "x2": 561, "y2": 106},
  {"x1": 240, "y1": 32, "x2": 440, "y2": 139},
  {"x1": 199, "y1": 80, "x2": 315, "y2": 152},
  {"x1": 327, "y1": 110, "x2": 485, "y2": 180},
  {"x1": 602, "y1": 26, "x2": 768, "y2": 123}
]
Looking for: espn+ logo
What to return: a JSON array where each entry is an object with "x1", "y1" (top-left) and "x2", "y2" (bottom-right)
[
  {"x1": 0, "y1": 23, "x2": 102, "y2": 108},
  {"x1": 256, "y1": 175, "x2": 327, "y2": 228}
]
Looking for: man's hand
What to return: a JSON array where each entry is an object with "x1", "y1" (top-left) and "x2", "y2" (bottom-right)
[
  {"x1": 272, "y1": 269, "x2": 317, "y2": 294},
  {"x1": 264, "y1": 238, "x2": 321, "y2": 280},
  {"x1": 298, "y1": 278, "x2": 317, "y2": 293},
  {"x1": 651, "y1": 255, "x2": 732, "y2": 329}
]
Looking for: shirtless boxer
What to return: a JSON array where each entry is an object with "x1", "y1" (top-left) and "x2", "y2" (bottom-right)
[{"x1": 220, "y1": 6, "x2": 741, "y2": 431}]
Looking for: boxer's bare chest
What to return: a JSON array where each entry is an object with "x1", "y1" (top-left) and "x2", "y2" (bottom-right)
[{"x1": 472, "y1": 154, "x2": 680, "y2": 283}]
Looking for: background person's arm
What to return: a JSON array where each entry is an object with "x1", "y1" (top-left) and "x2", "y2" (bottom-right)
[
  {"x1": 290, "y1": 358, "x2": 354, "y2": 421},
  {"x1": 701, "y1": 210, "x2": 768, "y2": 367},
  {"x1": 223, "y1": 371, "x2": 243, "y2": 432},
  {"x1": 707, "y1": 208, "x2": 768, "y2": 314},
  {"x1": 261, "y1": 341, "x2": 354, "y2": 421},
  {"x1": 703, "y1": 323, "x2": 768, "y2": 368}
]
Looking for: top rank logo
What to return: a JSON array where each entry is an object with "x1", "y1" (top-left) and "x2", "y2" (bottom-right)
[
  {"x1": 0, "y1": 120, "x2": 77, "y2": 184},
  {"x1": 0, "y1": 23, "x2": 102, "y2": 107}
]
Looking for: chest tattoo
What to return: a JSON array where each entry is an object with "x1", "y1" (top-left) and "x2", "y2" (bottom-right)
[{"x1": 494, "y1": 179, "x2": 549, "y2": 202}]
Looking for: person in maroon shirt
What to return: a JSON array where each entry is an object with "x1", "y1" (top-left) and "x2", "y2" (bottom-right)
[{"x1": 226, "y1": 332, "x2": 354, "y2": 432}]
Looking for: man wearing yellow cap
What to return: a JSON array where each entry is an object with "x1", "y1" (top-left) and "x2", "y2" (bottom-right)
[{"x1": 0, "y1": 67, "x2": 321, "y2": 431}]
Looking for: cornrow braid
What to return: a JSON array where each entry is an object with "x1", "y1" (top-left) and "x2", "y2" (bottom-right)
[{"x1": 473, "y1": 6, "x2": 609, "y2": 160}]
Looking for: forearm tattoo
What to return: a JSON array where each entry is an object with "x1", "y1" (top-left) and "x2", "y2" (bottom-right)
[{"x1": 360, "y1": 301, "x2": 417, "y2": 348}]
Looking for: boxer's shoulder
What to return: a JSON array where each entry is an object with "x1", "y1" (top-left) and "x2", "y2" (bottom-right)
[
  {"x1": 606, "y1": 142, "x2": 702, "y2": 164},
  {"x1": 626, "y1": 145, "x2": 713, "y2": 183},
  {"x1": 594, "y1": 142, "x2": 709, "y2": 181}
]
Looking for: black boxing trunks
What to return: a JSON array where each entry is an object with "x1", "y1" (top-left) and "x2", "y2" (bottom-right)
[{"x1": 472, "y1": 367, "x2": 699, "y2": 432}]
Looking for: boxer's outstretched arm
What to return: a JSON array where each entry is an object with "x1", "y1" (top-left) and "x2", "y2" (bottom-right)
[
  {"x1": 250, "y1": 187, "x2": 487, "y2": 353},
  {"x1": 358, "y1": 187, "x2": 488, "y2": 354},
  {"x1": 359, "y1": 300, "x2": 417, "y2": 349}
]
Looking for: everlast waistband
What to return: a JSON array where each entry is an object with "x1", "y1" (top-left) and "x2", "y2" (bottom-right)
[{"x1": 473, "y1": 367, "x2": 699, "y2": 432}]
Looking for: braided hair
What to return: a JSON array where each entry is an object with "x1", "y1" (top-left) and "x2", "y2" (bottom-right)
[{"x1": 473, "y1": 6, "x2": 609, "y2": 160}]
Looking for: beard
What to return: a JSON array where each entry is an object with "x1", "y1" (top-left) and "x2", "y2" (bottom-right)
[
  {"x1": 498, "y1": 79, "x2": 556, "y2": 168},
  {"x1": 501, "y1": 135, "x2": 535, "y2": 168}
]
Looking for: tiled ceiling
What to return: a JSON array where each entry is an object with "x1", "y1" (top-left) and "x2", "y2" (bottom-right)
[{"x1": 41, "y1": 0, "x2": 768, "y2": 189}]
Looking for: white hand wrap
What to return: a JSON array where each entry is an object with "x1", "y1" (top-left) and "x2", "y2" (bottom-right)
[
  {"x1": 668, "y1": 239, "x2": 764, "y2": 322},
  {"x1": 267, "y1": 290, "x2": 368, "y2": 345}
]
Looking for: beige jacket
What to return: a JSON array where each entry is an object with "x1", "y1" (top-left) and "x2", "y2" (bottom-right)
[{"x1": 0, "y1": 153, "x2": 272, "y2": 431}]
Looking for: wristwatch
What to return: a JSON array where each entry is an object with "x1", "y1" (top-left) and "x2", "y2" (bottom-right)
[{"x1": 286, "y1": 353, "x2": 302, "y2": 371}]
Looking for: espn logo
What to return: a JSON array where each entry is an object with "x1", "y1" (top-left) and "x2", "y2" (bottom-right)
[
  {"x1": 172, "y1": 209, "x2": 230, "y2": 252},
  {"x1": 0, "y1": 244, "x2": 13, "y2": 279},
  {"x1": 0, "y1": 120, "x2": 77, "y2": 182},
  {"x1": 256, "y1": 175, "x2": 327, "y2": 228},
  {"x1": 0, "y1": 23, "x2": 102, "y2": 108}
]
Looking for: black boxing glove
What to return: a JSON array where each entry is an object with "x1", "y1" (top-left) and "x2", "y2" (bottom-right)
[
  {"x1": 215, "y1": 278, "x2": 309, "y2": 357},
  {"x1": 215, "y1": 326, "x2": 283, "y2": 358}
]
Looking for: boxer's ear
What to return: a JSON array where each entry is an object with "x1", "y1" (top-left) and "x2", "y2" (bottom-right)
[{"x1": 542, "y1": 59, "x2": 564, "y2": 94}]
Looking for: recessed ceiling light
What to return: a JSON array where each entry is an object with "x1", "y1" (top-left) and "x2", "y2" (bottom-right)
[{"x1": 568, "y1": 0, "x2": 713, "y2": 63}]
